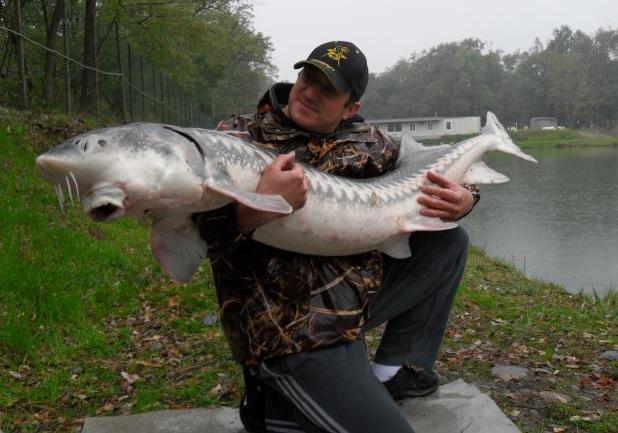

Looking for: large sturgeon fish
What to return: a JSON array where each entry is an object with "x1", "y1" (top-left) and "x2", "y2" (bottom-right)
[{"x1": 36, "y1": 111, "x2": 536, "y2": 282}]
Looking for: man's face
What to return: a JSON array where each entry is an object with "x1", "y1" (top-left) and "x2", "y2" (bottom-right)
[{"x1": 285, "y1": 65, "x2": 360, "y2": 133}]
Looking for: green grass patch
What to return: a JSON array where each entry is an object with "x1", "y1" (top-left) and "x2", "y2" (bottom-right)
[{"x1": 511, "y1": 128, "x2": 618, "y2": 148}]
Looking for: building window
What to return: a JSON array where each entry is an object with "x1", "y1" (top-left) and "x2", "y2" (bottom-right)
[
  {"x1": 410, "y1": 123, "x2": 416, "y2": 132},
  {"x1": 428, "y1": 122, "x2": 433, "y2": 131},
  {"x1": 446, "y1": 121, "x2": 452, "y2": 130},
  {"x1": 387, "y1": 122, "x2": 402, "y2": 132}
]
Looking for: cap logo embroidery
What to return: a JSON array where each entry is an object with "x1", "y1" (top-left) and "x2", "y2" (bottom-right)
[{"x1": 322, "y1": 46, "x2": 349, "y2": 65}]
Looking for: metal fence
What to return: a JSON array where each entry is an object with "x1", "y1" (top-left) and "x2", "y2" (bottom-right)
[{"x1": 0, "y1": 0, "x2": 212, "y2": 127}]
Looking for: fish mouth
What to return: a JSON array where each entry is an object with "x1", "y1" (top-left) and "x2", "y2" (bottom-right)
[{"x1": 82, "y1": 185, "x2": 127, "y2": 222}]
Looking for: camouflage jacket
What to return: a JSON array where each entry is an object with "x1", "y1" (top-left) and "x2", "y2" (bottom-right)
[{"x1": 196, "y1": 83, "x2": 399, "y2": 366}]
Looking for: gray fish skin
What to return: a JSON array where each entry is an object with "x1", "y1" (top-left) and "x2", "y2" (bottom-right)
[{"x1": 36, "y1": 112, "x2": 536, "y2": 282}]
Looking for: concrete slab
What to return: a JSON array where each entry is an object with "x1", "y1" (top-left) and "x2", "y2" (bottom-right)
[
  {"x1": 401, "y1": 379, "x2": 520, "y2": 433},
  {"x1": 81, "y1": 407, "x2": 244, "y2": 433},
  {"x1": 81, "y1": 380, "x2": 520, "y2": 433}
]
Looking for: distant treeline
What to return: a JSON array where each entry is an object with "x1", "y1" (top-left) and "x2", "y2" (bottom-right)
[
  {"x1": 361, "y1": 26, "x2": 618, "y2": 128},
  {"x1": 0, "y1": 0, "x2": 273, "y2": 122}
]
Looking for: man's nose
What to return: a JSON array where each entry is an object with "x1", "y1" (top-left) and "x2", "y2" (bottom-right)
[{"x1": 304, "y1": 82, "x2": 322, "y2": 101}]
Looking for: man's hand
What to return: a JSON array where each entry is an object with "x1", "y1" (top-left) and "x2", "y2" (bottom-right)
[
  {"x1": 417, "y1": 171, "x2": 474, "y2": 222},
  {"x1": 237, "y1": 152, "x2": 309, "y2": 232}
]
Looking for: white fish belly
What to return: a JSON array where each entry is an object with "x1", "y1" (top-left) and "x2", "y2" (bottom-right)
[{"x1": 252, "y1": 194, "x2": 405, "y2": 256}]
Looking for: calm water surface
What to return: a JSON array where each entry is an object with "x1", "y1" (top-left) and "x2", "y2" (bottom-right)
[{"x1": 461, "y1": 146, "x2": 618, "y2": 296}]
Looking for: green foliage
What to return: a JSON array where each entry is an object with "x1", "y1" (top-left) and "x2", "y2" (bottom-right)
[
  {"x1": 0, "y1": 0, "x2": 273, "y2": 122},
  {"x1": 362, "y1": 26, "x2": 618, "y2": 129}
]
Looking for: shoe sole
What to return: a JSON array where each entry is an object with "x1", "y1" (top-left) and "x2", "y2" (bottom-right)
[{"x1": 390, "y1": 383, "x2": 439, "y2": 401}]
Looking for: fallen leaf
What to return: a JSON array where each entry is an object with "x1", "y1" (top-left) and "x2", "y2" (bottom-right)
[
  {"x1": 121, "y1": 371, "x2": 140, "y2": 384},
  {"x1": 8, "y1": 370, "x2": 23, "y2": 380},
  {"x1": 208, "y1": 383, "x2": 222, "y2": 398}
]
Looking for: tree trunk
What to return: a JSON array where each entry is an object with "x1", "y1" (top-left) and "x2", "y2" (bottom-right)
[
  {"x1": 42, "y1": 0, "x2": 65, "y2": 101},
  {"x1": 80, "y1": 0, "x2": 96, "y2": 112}
]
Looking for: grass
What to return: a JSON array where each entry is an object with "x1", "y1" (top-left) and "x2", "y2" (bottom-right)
[
  {"x1": 420, "y1": 129, "x2": 618, "y2": 148},
  {"x1": 510, "y1": 129, "x2": 618, "y2": 148},
  {"x1": 1, "y1": 110, "x2": 616, "y2": 432}
]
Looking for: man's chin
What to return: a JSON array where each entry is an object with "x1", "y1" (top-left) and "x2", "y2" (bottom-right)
[{"x1": 289, "y1": 108, "x2": 318, "y2": 130}]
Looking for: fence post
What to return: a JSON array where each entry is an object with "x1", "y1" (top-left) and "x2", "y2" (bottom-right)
[
  {"x1": 13, "y1": 0, "x2": 28, "y2": 110},
  {"x1": 151, "y1": 62, "x2": 157, "y2": 122},
  {"x1": 93, "y1": 16, "x2": 100, "y2": 117},
  {"x1": 63, "y1": 1, "x2": 71, "y2": 114},
  {"x1": 114, "y1": 20, "x2": 127, "y2": 122},
  {"x1": 127, "y1": 43, "x2": 133, "y2": 121},
  {"x1": 160, "y1": 72, "x2": 164, "y2": 122},
  {"x1": 140, "y1": 54, "x2": 145, "y2": 121}
]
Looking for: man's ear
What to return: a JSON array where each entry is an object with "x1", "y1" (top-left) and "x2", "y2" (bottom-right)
[{"x1": 342, "y1": 101, "x2": 361, "y2": 120}]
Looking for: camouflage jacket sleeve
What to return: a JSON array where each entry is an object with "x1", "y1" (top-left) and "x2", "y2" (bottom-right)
[
  {"x1": 458, "y1": 184, "x2": 481, "y2": 220},
  {"x1": 193, "y1": 204, "x2": 248, "y2": 261}
]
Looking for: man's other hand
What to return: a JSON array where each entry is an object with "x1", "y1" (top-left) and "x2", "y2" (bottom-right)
[
  {"x1": 417, "y1": 171, "x2": 474, "y2": 222},
  {"x1": 237, "y1": 152, "x2": 309, "y2": 232}
]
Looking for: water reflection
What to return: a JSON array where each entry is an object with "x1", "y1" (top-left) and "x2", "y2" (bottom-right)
[{"x1": 461, "y1": 146, "x2": 618, "y2": 296}]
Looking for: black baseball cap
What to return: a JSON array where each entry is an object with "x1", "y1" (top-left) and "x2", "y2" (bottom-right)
[{"x1": 294, "y1": 41, "x2": 368, "y2": 100}]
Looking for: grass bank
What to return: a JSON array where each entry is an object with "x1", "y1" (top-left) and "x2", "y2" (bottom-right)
[
  {"x1": 421, "y1": 129, "x2": 618, "y2": 148},
  {"x1": 509, "y1": 129, "x2": 618, "y2": 148},
  {"x1": 0, "y1": 111, "x2": 616, "y2": 433}
]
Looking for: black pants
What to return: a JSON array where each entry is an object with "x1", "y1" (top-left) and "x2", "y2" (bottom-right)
[{"x1": 253, "y1": 227, "x2": 469, "y2": 433}]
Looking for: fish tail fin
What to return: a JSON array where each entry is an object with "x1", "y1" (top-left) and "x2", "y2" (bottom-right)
[{"x1": 483, "y1": 111, "x2": 537, "y2": 163}]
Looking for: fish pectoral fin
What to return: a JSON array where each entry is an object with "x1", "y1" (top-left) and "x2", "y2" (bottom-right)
[
  {"x1": 380, "y1": 235, "x2": 412, "y2": 259},
  {"x1": 381, "y1": 216, "x2": 457, "y2": 258},
  {"x1": 463, "y1": 161, "x2": 509, "y2": 185},
  {"x1": 205, "y1": 180, "x2": 293, "y2": 214},
  {"x1": 151, "y1": 215, "x2": 208, "y2": 283},
  {"x1": 398, "y1": 215, "x2": 458, "y2": 233}
]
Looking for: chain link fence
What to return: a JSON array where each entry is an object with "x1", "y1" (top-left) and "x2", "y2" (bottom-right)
[{"x1": 1, "y1": 0, "x2": 212, "y2": 127}]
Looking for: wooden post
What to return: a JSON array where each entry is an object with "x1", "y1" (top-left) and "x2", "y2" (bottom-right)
[
  {"x1": 151, "y1": 62, "x2": 157, "y2": 121},
  {"x1": 127, "y1": 43, "x2": 133, "y2": 121},
  {"x1": 13, "y1": 0, "x2": 28, "y2": 110},
  {"x1": 114, "y1": 20, "x2": 127, "y2": 122},
  {"x1": 140, "y1": 54, "x2": 145, "y2": 121},
  {"x1": 159, "y1": 72, "x2": 164, "y2": 122},
  {"x1": 93, "y1": 10, "x2": 100, "y2": 116},
  {"x1": 63, "y1": 1, "x2": 71, "y2": 114}
]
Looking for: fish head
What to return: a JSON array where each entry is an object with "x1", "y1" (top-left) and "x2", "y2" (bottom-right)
[{"x1": 37, "y1": 124, "x2": 205, "y2": 222}]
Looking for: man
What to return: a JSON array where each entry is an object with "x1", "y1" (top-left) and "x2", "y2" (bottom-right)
[{"x1": 196, "y1": 41, "x2": 477, "y2": 433}]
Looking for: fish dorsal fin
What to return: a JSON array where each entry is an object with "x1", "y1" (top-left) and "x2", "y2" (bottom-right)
[
  {"x1": 150, "y1": 214, "x2": 208, "y2": 283},
  {"x1": 463, "y1": 161, "x2": 510, "y2": 184},
  {"x1": 397, "y1": 133, "x2": 452, "y2": 169},
  {"x1": 205, "y1": 178, "x2": 293, "y2": 214}
]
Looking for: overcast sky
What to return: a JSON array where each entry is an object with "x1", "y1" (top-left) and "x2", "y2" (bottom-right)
[{"x1": 251, "y1": 0, "x2": 617, "y2": 82}]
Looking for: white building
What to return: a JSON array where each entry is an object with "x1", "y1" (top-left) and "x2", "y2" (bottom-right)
[{"x1": 366, "y1": 116, "x2": 481, "y2": 140}]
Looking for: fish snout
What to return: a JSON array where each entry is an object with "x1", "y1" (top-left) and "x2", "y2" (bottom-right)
[{"x1": 36, "y1": 154, "x2": 70, "y2": 183}]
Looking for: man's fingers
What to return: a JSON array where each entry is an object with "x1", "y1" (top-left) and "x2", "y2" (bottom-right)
[
  {"x1": 426, "y1": 171, "x2": 455, "y2": 188},
  {"x1": 419, "y1": 207, "x2": 454, "y2": 220},
  {"x1": 289, "y1": 164, "x2": 305, "y2": 178},
  {"x1": 273, "y1": 151, "x2": 297, "y2": 171},
  {"x1": 420, "y1": 185, "x2": 458, "y2": 202},
  {"x1": 417, "y1": 194, "x2": 458, "y2": 212}
]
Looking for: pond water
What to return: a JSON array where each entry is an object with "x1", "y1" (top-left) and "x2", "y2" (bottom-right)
[{"x1": 461, "y1": 146, "x2": 618, "y2": 297}]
